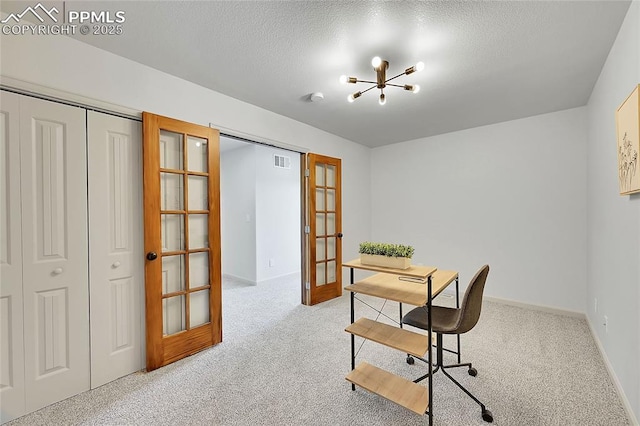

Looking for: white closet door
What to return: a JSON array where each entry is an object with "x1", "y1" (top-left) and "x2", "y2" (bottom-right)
[
  {"x1": 0, "y1": 92, "x2": 26, "y2": 423},
  {"x1": 19, "y1": 96, "x2": 90, "y2": 412},
  {"x1": 87, "y1": 111, "x2": 144, "y2": 388}
]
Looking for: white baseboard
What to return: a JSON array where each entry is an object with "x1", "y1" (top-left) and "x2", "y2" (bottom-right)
[
  {"x1": 585, "y1": 317, "x2": 639, "y2": 426},
  {"x1": 256, "y1": 271, "x2": 301, "y2": 286},
  {"x1": 484, "y1": 295, "x2": 585, "y2": 318},
  {"x1": 222, "y1": 273, "x2": 256, "y2": 286}
]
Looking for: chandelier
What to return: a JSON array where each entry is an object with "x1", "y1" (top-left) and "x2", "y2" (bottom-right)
[{"x1": 340, "y1": 56, "x2": 424, "y2": 105}]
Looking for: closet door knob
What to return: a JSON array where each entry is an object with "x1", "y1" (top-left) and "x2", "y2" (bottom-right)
[
  {"x1": 53, "y1": 268, "x2": 63, "y2": 275},
  {"x1": 112, "y1": 261, "x2": 121, "y2": 268},
  {"x1": 146, "y1": 252, "x2": 158, "y2": 261}
]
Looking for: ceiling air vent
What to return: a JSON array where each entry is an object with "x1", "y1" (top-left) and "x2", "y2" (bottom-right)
[{"x1": 273, "y1": 154, "x2": 291, "y2": 169}]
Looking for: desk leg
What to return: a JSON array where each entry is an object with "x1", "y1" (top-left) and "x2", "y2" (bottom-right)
[
  {"x1": 350, "y1": 268, "x2": 355, "y2": 391},
  {"x1": 427, "y1": 276, "x2": 433, "y2": 426},
  {"x1": 455, "y1": 277, "x2": 461, "y2": 364},
  {"x1": 399, "y1": 303, "x2": 403, "y2": 328}
]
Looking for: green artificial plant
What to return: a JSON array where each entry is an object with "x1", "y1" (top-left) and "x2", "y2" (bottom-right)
[{"x1": 358, "y1": 242, "x2": 415, "y2": 258}]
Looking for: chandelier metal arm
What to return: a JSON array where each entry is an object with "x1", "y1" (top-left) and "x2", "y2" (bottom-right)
[
  {"x1": 385, "y1": 83, "x2": 406, "y2": 88},
  {"x1": 360, "y1": 85, "x2": 377, "y2": 95},
  {"x1": 354, "y1": 79, "x2": 377, "y2": 85},
  {"x1": 385, "y1": 71, "x2": 408, "y2": 84}
]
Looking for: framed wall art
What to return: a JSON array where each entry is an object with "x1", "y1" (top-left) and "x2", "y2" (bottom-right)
[{"x1": 615, "y1": 84, "x2": 640, "y2": 195}]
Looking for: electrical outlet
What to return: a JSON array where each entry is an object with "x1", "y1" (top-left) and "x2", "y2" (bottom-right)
[
  {"x1": 603, "y1": 315, "x2": 608, "y2": 333},
  {"x1": 594, "y1": 298, "x2": 597, "y2": 313}
]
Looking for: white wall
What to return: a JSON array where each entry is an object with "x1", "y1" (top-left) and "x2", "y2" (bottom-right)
[
  {"x1": 221, "y1": 144, "x2": 301, "y2": 284},
  {"x1": 371, "y1": 107, "x2": 588, "y2": 312},
  {"x1": 586, "y1": 1, "x2": 640, "y2": 421},
  {"x1": 255, "y1": 145, "x2": 301, "y2": 283},
  {"x1": 221, "y1": 145, "x2": 257, "y2": 283},
  {"x1": 0, "y1": 32, "x2": 372, "y2": 286}
]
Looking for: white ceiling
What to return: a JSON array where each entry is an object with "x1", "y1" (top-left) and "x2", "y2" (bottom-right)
[{"x1": 71, "y1": 0, "x2": 630, "y2": 148}]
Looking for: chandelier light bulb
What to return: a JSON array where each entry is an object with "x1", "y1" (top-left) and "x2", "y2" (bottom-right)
[
  {"x1": 412, "y1": 84, "x2": 421, "y2": 93},
  {"x1": 379, "y1": 93, "x2": 386, "y2": 105},
  {"x1": 371, "y1": 56, "x2": 382, "y2": 69},
  {"x1": 348, "y1": 93, "x2": 355, "y2": 103},
  {"x1": 339, "y1": 75, "x2": 348, "y2": 85},
  {"x1": 415, "y1": 61, "x2": 425, "y2": 72}
]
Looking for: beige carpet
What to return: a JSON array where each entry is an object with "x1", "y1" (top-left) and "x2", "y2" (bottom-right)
[{"x1": 7, "y1": 275, "x2": 630, "y2": 425}]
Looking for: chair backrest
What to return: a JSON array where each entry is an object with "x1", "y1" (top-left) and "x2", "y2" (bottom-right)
[{"x1": 454, "y1": 264, "x2": 490, "y2": 334}]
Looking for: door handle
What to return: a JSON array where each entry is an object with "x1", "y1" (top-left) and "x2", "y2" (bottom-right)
[
  {"x1": 146, "y1": 252, "x2": 158, "y2": 261},
  {"x1": 52, "y1": 267, "x2": 63, "y2": 275},
  {"x1": 336, "y1": 233, "x2": 343, "y2": 239},
  {"x1": 112, "y1": 261, "x2": 121, "y2": 268}
]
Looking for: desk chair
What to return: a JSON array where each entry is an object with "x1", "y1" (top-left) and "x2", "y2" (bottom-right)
[{"x1": 402, "y1": 264, "x2": 493, "y2": 423}]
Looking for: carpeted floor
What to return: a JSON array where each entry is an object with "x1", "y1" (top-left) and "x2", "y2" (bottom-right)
[{"x1": 7, "y1": 274, "x2": 630, "y2": 425}]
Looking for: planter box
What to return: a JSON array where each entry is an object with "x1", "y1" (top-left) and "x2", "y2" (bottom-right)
[{"x1": 360, "y1": 254, "x2": 411, "y2": 270}]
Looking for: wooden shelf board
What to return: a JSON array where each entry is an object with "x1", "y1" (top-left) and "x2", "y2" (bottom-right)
[
  {"x1": 345, "y1": 318, "x2": 428, "y2": 357},
  {"x1": 345, "y1": 269, "x2": 458, "y2": 306},
  {"x1": 346, "y1": 362, "x2": 429, "y2": 415}
]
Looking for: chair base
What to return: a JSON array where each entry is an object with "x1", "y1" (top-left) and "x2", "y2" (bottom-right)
[{"x1": 407, "y1": 333, "x2": 493, "y2": 423}]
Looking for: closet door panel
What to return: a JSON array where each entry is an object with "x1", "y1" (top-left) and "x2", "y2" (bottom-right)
[
  {"x1": 0, "y1": 91, "x2": 26, "y2": 423},
  {"x1": 19, "y1": 97, "x2": 90, "y2": 412},
  {"x1": 88, "y1": 111, "x2": 144, "y2": 388}
]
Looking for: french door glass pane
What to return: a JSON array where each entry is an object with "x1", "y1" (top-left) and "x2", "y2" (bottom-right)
[
  {"x1": 188, "y1": 175, "x2": 208, "y2": 211},
  {"x1": 162, "y1": 255, "x2": 185, "y2": 294},
  {"x1": 316, "y1": 213, "x2": 325, "y2": 236},
  {"x1": 326, "y1": 189, "x2": 335, "y2": 211},
  {"x1": 187, "y1": 136, "x2": 208, "y2": 172},
  {"x1": 316, "y1": 263, "x2": 326, "y2": 286},
  {"x1": 327, "y1": 237, "x2": 336, "y2": 259},
  {"x1": 190, "y1": 290, "x2": 210, "y2": 328},
  {"x1": 326, "y1": 213, "x2": 335, "y2": 235},
  {"x1": 189, "y1": 252, "x2": 209, "y2": 287},
  {"x1": 316, "y1": 238, "x2": 325, "y2": 261},
  {"x1": 163, "y1": 295, "x2": 186, "y2": 335},
  {"x1": 189, "y1": 214, "x2": 208, "y2": 249},
  {"x1": 315, "y1": 164, "x2": 324, "y2": 186},
  {"x1": 315, "y1": 188, "x2": 325, "y2": 211},
  {"x1": 159, "y1": 130, "x2": 183, "y2": 170},
  {"x1": 327, "y1": 260, "x2": 336, "y2": 282},
  {"x1": 161, "y1": 172, "x2": 183, "y2": 210},
  {"x1": 326, "y1": 165, "x2": 335, "y2": 187},
  {"x1": 161, "y1": 214, "x2": 184, "y2": 251}
]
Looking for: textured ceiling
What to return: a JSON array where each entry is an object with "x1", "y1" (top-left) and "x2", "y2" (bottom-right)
[{"x1": 69, "y1": 1, "x2": 630, "y2": 147}]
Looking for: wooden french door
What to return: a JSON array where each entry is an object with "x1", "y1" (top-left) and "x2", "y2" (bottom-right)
[
  {"x1": 142, "y1": 112, "x2": 222, "y2": 371},
  {"x1": 305, "y1": 154, "x2": 342, "y2": 305}
]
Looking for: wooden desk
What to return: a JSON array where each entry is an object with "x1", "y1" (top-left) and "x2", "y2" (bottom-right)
[{"x1": 343, "y1": 259, "x2": 458, "y2": 425}]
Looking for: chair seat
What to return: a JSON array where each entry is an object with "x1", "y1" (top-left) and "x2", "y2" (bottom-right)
[{"x1": 402, "y1": 305, "x2": 461, "y2": 334}]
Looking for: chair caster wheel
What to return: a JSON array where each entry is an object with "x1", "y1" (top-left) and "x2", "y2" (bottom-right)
[
  {"x1": 468, "y1": 367, "x2": 477, "y2": 376},
  {"x1": 406, "y1": 356, "x2": 414, "y2": 365},
  {"x1": 482, "y1": 409, "x2": 493, "y2": 423}
]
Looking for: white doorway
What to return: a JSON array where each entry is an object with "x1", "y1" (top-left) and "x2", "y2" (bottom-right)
[{"x1": 219, "y1": 136, "x2": 302, "y2": 293}]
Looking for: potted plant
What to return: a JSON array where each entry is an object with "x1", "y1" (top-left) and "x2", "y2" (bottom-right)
[{"x1": 359, "y1": 241, "x2": 415, "y2": 270}]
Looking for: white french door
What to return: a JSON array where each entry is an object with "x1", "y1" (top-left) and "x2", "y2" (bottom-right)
[
  {"x1": 88, "y1": 111, "x2": 144, "y2": 388},
  {"x1": 21, "y1": 94, "x2": 90, "y2": 412},
  {"x1": 0, "y1": 91, "x2": 90, "y2": 421},
  {"x1": 0, "y1": 91, "x2": 26, "y2": 423}
]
